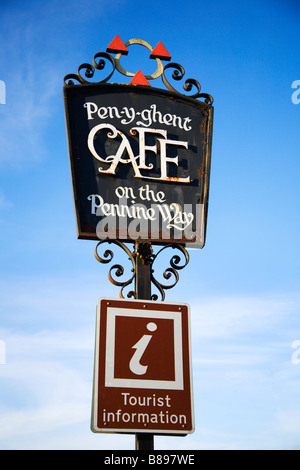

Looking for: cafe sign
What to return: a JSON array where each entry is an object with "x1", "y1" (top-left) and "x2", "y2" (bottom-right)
[{"x1": 63, "y1": 37, "x2": 214, "y2": 248}]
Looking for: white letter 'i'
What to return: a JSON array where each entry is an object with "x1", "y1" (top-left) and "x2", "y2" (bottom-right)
[{"x1": 129, "y1": 322, "x2": 157, "y2": 375}]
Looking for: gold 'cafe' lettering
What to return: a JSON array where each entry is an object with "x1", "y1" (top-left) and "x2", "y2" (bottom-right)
[{"x1": 87, "y1": 124, "x2": 190, "y2": 183}]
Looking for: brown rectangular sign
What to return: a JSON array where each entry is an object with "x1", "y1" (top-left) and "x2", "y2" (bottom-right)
[{"x1": 91, "y1": 298, "x2": 194, "y2": 435}]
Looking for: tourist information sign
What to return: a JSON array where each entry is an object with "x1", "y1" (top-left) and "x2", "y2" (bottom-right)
[{"x1": 91, "y1": 298, "x2": 194, "y2": 435}]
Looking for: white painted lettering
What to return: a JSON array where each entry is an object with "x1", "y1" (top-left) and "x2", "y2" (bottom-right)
[
  {"x1": 87, "y1": 123, "x2": 190, "y2": 182},
  {"x1": 83, "y1": 102, "x2": 192, "y2": 131},
  {"x1": 84, "y1": 101, "x2": 98, "y2": 120},
  {"x1": 121, "y1": 392, "x2": 171, "y2": 407},
  {"x1": 158, "y1": 138, "x2": 190, "y2": 183},
  {"x1": 121, "y1": 107, "x2": 135, "y2": 125}
]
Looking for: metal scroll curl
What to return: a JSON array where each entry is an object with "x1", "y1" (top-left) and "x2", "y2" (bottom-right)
[
  {"x1": 64, "y1": 52, "x2": 116, "y2": 86},
  {"x1": 94, "y1": 240, "x2": 189, "y2": 301},
  {"x1": 162, "y1": 62, "x2": 214, "y2": 104},
  {"x1": 94, "y1": 240, "x2": 136, "y2": 299},
  {"x1": 150, "y1": 244, "x2": 189, "y2": 301}
]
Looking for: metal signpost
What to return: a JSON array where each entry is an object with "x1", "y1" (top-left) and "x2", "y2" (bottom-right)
[{"x1": 63, "y1": 36, "x2": 214, "y2": 451}]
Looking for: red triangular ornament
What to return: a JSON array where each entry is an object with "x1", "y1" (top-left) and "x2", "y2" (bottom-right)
[
  {"x1": 150, "y1": 41, "x2": 171, "y2": 61},
  {"x1": 130, "y1": 70, "x2": 151, "y2": 86},
  {"x1": 106, "y1": 35, "x2": 128, "y2": 55}
]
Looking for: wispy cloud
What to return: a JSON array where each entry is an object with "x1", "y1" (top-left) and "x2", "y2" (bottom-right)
[
  {"x1": 190, "y1": 293, "x2": 300, "y2": 340},
  {"x1": 0, "y1": 63, "x2": 61, "y2": 168},
  {"x1": 0, "y1": 325, "x2": 93, "y2": 439},
  {"x1": 0, "y1": 11, "x2": 64, "y2": 169}
]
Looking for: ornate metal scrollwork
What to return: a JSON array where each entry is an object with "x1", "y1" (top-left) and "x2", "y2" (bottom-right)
[
  {"x1": 63, "y1": 37, "x2": 213, "y2": 103},
  {"x1": 162, "y1": 63, "x2": 214, "y2": 104},
  {"x1": 64, "y1": 52, "x2": 116, "y2": 86},
  {"x1": 94, "y1": 240, "x2": 189, "y2": 301},
  {"x1": 150, "y1": 244, "x2": 190, "y2": 301},
  {"x1": 94, "y1": 240, "x2": 136, "y2": 299}
]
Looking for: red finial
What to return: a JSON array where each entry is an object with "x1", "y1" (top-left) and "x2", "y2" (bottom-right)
[
  {"x1": 130, "y1": 70, "x2": 151, "y2": 86},
  {"x1": 150, "y1": 41, "x2": 171, "y2": 60},
  {"x1": 107, "y1": 35, "x2": 128, "y2": 55}
]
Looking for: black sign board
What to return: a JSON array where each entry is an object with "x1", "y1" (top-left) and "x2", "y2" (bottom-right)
[{"x1": 64, "y1": 83, "x2": 213, "y2": 248}]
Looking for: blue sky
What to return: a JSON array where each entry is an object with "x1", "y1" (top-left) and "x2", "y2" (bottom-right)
[{"x1": 0, "y1": 0, "x2": 299, "y2": 450}]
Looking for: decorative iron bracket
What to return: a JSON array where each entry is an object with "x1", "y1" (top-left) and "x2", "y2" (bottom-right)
[
  {"x1": 94, "y1": 240, "x2": 189, "y2": 301},
  {"x1": 64, "y1": 36, "x2": 213, "y2": 104}
]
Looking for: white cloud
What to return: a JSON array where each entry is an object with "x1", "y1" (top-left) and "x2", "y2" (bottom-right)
[
  {"x1": 0, "y1": 327, "x2": 92, "y2": 439},
  {"x1": 189, "y1": 293, "x2": 300, "y2": 340},
  {"x1": 189, "y1": 292, "x2": 300, "y2": 392},
  {"x1": 0, "y1": 10, "x2": 64, "y2": 169},
  {"x1": 0, "y1": 66, "x2": 61, "y2": 168},
  {"x1": 276, "y1": 410, "x2": 300, "y2": 435}
]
